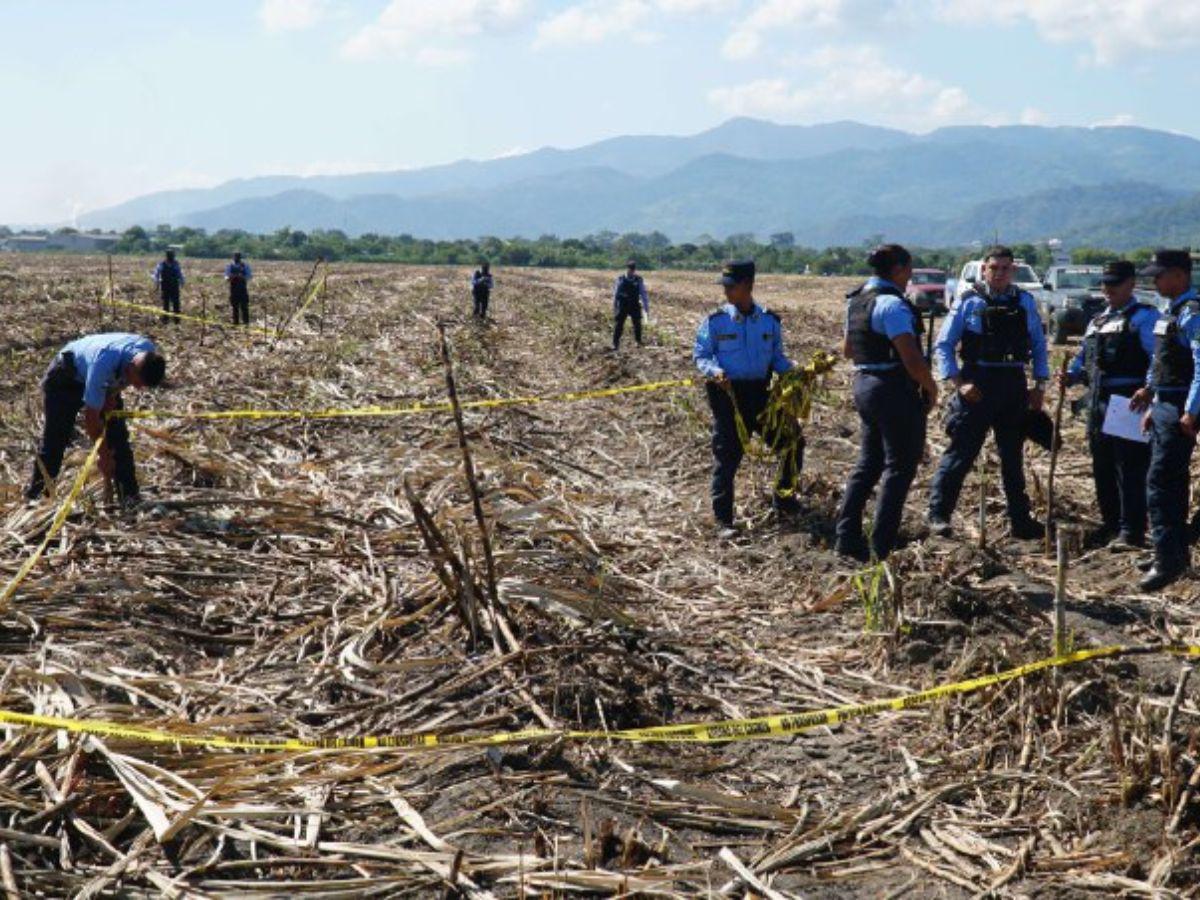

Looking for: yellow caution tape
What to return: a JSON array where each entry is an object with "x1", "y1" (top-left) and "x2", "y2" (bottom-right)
[
  {"x1": 0, "y1": 435, "x2": 105, "y2": 611},
  {"x1": 102, "y1": 298, "x2": 277, "y2": 338},
  {"x1": 115, "y1": 377, "x2": 699, "y2": 423},
  {"x1": 0, "y1": 644, "x2": 1192, "y2": 752},
  {"x1": 274, "y1": 265, "x2": 328, "y2": 339}
]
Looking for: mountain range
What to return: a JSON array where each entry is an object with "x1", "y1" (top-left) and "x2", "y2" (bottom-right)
[{"x1": 80, "y1": 118, "x2": 1200, "y2": 249}]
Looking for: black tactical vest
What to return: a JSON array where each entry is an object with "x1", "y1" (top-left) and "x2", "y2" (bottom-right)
[
  {"x1": 159, "y1": 261, "x2": 180, "y2": 291},
  {"x1": 1152, "y1": 299, "x2": 1200, "y2": 390},
  {"x1": 616, "y1": 275, "x2": 642, "y2": 304},
  {"x1": 1084, "y1": 303, "x2": 1151, "y2": 383},
  {"x1": 229, "y1": 262, "x2": 247, "y2": 281},
  {"x1": 960, "y1": 291, "x2": 1031, "y2": 365},
  {"x1": 845, "y1": 283, "x2": 922, "y2": 367}
]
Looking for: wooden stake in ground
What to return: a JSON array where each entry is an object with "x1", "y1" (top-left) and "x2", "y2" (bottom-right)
[
  {"x1": 274, "y1": 256, "x2": 324, "y2": 342},
  {"x1": 978, "y1": 451, "x2": 988, "y2": 549},
  {"x1": 1045, "y1": 356, "x2": 1069, "y2": 557},
  {"x1": 1053, "y1": 528, "x2": 1069, "y2": 656},
  {"x1": 436, "y1": 322, "x2": 500, "y2": 610},
  {"x1": 198, "y1": 286, "x2": 208, "y2": 347}
]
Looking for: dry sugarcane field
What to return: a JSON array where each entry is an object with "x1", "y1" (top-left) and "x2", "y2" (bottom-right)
[{"x1": 5, "y1": 253, "x2": 1200, "y2": 899}]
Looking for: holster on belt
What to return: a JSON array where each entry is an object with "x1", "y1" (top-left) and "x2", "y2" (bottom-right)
[{"x1": 41, "y1": 351, "x2": 78, "y2": 391}]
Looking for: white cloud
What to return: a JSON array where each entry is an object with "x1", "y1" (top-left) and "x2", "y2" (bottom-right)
[
  {"x1": 934, "y1": 0, "x2": 1200, "y2": 65},
  {"x1": 259, "y1": 0, "x2": 328, "y2": 32},
  {"x1": 1093, "y1": 113, "x2": 1136, "y2": 127},
  {"x1": 341, "y1": 0, "x2": 533, "y2": 63},
  {"x1": 708, "y1": 44, "x2": 987, "y2": 129},
  {"x1": 534, "y1": 0, "x2": 652, "y2": 48},
  {"x1": 1019, "y1": 106, "x2": 1049, "y2": 125},
  {"x1": 722, "y1": 29, "x2": 760, "y2": 59},
  {"x1": 534, "y1": 0, "x2": 734, "y2": 48}
]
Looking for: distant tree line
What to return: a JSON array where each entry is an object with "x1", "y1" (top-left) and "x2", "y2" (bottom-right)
[{"x1": 5, "y1": 223, "x2": 1161, "y2": 276}]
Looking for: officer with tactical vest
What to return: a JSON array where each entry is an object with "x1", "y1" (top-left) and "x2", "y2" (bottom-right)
[
  {"x1": 472, "y1": 263, "x2": 493, "y2": 319},
  {"x1": 225, "y1": 252, "x2": 253, "y2": 325},
  {"x1": 612, "y1": 260, "x2": 649, "y2": 351},
  {"x1": 693, "y1": 260, "x2": 799, "y2": 537},
  {"x1": 153, "y1": 249, "x2": 185, "y2": 324},
  {"x1": 1058, "y1": 260, "x2": 1158, "y2": 550},
  {"x1": 929, "y1": 245, "x2": 1050, "y2": 539},
  {"x1": 1128, "y1": 249, "x2": 1200, "y2": 590},
  {"x1": 835, "y1": 244, "x2": 939, "y2": 562}
]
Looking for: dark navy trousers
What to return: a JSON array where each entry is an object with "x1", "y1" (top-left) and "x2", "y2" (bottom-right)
[
  {"x1": 160, "y1": 287, "x2": 180, "y2": 323},
  {"x1": 1147, "y1": 397, "x2": 1194, "y2": 571},
  {"x1": 472, "y1": 288, "x2": 490, "y2": 318},
  {"x1": 836, "y1": 369, "x2": 926, "y2": 559},
  {"x1": 1087, "y1": 389, "x2": 1149, "y2": 542},
  {"x1": 230, "y1": 283, "x2": 250, "y2": 325},
  {"x1": 25, "y1": 375, "x2": 137, "y2": 501},
  {"x1": 613, "y1": 298, "x2": 643, "y2": 348},
  {"x1": 706, "y1": 380, "x2": 802, "y2": 524},
  {"x1": 929, "y1": 366, "x2": 1031, "y2": 523}
]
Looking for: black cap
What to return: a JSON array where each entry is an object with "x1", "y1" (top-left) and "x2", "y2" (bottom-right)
[
  {"x1": 719, "y1": 260, "x2": 755, "y2": 286},
  {"x1": 626, "y1": 259, "x2": 637, "y2": 268},
  {"x1": 1141, "y1": 249, "x2": 1193, "y2": 277},
  {"x1": 1100, "y1": 260, "x2": 1135, "y2": 284}
]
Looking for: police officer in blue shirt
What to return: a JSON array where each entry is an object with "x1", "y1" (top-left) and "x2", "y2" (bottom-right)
[
  {"x1": 153, "y1": 249, "x2": 185, "y2": 325},
  {"x1": 612, "y1": 260, "x2": 649, "y2": 350},
  {"x1": 693, "y1": 260, "x2": 798, "y2": 535},
  {"x1": 25, "y1": 333, "x2": 167, "y2": 504},
  {"x1": 1058, "y1": 260, "x2": 1158, "y2": 549},
  {"x1": 1127, "y1": 249, "x2": 1200, "y2": 589},
  {"x1": 835, "y1": 244, "x2": 938, "y2": 562},
  {"x1": 225, "y1": 252, "x2": 253, "y2": 325},
  {"x1": 472, "y1": 263, "x2": 494, "y2": 318},
  {"x1": 928, "y1": 245, "x2": 1050, "y2": 540}
]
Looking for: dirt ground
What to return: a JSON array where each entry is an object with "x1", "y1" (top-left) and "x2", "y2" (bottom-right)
[{"x1": 2, "y1": 254, "x2": 1200, "y2": 897}]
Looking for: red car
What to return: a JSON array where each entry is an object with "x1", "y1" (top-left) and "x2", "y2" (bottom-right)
[{"x1": 905, "y1": 268, "x2": 948, "y2": 315}]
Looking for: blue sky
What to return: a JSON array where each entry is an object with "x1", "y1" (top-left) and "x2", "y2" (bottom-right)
[{"x1": 3, "y1": 0, "x2": 1199, "y2": 225}]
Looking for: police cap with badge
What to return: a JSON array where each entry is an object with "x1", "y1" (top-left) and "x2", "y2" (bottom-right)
[
  {"x1": 720, "y1": 260, "x2": 756, "y2": 286},
  {"x1": 1141, "y1": 249, "x2": 1193, "y2": 277},
  {"x1": 1101, "y1": 260, "x2": 1136, "y2": 284}
]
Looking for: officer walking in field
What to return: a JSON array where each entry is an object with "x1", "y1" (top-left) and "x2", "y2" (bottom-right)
[
  {"x1": 612, "y1": 260, "x2": 649, "y2": 350},
  {"x1": 1057, "y1": 260, "x2": 1158, "y2": 550},
  {"x1": 928, "y1": 245, "x2": 1050, "y2": 540},
  {"x1": 1128, "y1": 250, "x2": 1200, "y2": 590},
  {"x1": 153, "y1": 249, "x2": 185, "y2": 324},
  {"x1": 835, "y1": 244, "x2": 939, "y2": 562},
  {"x1": 693, "y1": 260, "x2": 800, "y2": 537},
  {"x1": 471, "y1": 262, "x2": 493, "y2": 319},
  {"x1": 25, "y1": 333, "x2": 167, "y2": 505},
  {"x1": 225, "y1": 252, "x2": 253, "y2": 325}
]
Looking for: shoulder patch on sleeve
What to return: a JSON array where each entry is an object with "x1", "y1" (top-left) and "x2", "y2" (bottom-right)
[{"x1": 707, "y1": 309, "x2": 726, "y2": 320}]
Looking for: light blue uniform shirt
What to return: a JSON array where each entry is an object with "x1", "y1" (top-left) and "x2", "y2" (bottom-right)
[
  {"x1": 60, "y1": 332, "x2": 157, "y2": 410},
  {"x1": 153, "y1": 260, "x2": 184, "y2": 286},
  {"x1": 1067, "y1": 299, "x2": 1158, "y2": 389},
  {"x1": 694, "y1": 302, "x2": 793, "y2": 380},
  {"x1": 846, "y1": 277, "x2": 919, "y2": 372},
  {"x1": 613, "y1": 275, "x2": 650, "y2": 314},
  {"x1": 935, "y1": 286, "x2": 1050, "y2": 381},
  {"x1": 1147, "y1": 288, "x2": 1200, "y2": 416},
  {"x1": 225, "y1": 262, "x2": 252, "y2": 281}
]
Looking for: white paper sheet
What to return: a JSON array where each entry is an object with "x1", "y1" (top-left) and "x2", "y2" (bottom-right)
[{"x1": 1102, "y1": 394, "x2": 1150, "y2": 444}]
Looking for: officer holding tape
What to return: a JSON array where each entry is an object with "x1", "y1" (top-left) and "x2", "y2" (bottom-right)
[
  {"x1": 693, "y1": 260, "x2": 799, "y2": 537},
  {"x1": 1128, "y1": 249, "x2": 1200, "y2": 590},
  {"x1": 25, "y1": 333, "x2": 167, "y2": 506},
  {"x1": 1058, "y1": 260, "x2": 1158, "y2": 550}
]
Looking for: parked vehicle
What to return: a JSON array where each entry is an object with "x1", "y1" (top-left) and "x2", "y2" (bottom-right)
[
  {"x1": 1041, "y1": 266, "x2": 1104, "y2": 344},
  {"x1": 905, "y1": 268, "x2": 948, "y2": 315}
]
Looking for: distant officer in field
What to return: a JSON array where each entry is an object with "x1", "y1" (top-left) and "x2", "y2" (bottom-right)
[
  {"x1": 471, "y1": 262, "x2": 493, "y2": 318},
  {"x1": 835, "y1": 244, "x2": 938, "y2": 562},
  {"x1": 693, "y1": 260, "x2": 800, "y2": 536},
  {"x1": 25, "y1": 333, "x2": 167, "y2": 505},
  {"x1": 153, "y1": 249, "x2": 185, "y2": 324},
  {"x1": 928, "y1": 245, "x2": 1050, "y2": 540},
  {"x1": 1058, "y1": 260, "x2": 1158, "y2": 550},
  {"x1": 1128, "y1": 250, "x2": 1200, "y2": 590},
  {"x1": 612, "y1": 260, "x2": 649, "y2": 350},
  {"x1": 225, "y1": 252, "x2": 253, "y2": 325}
]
